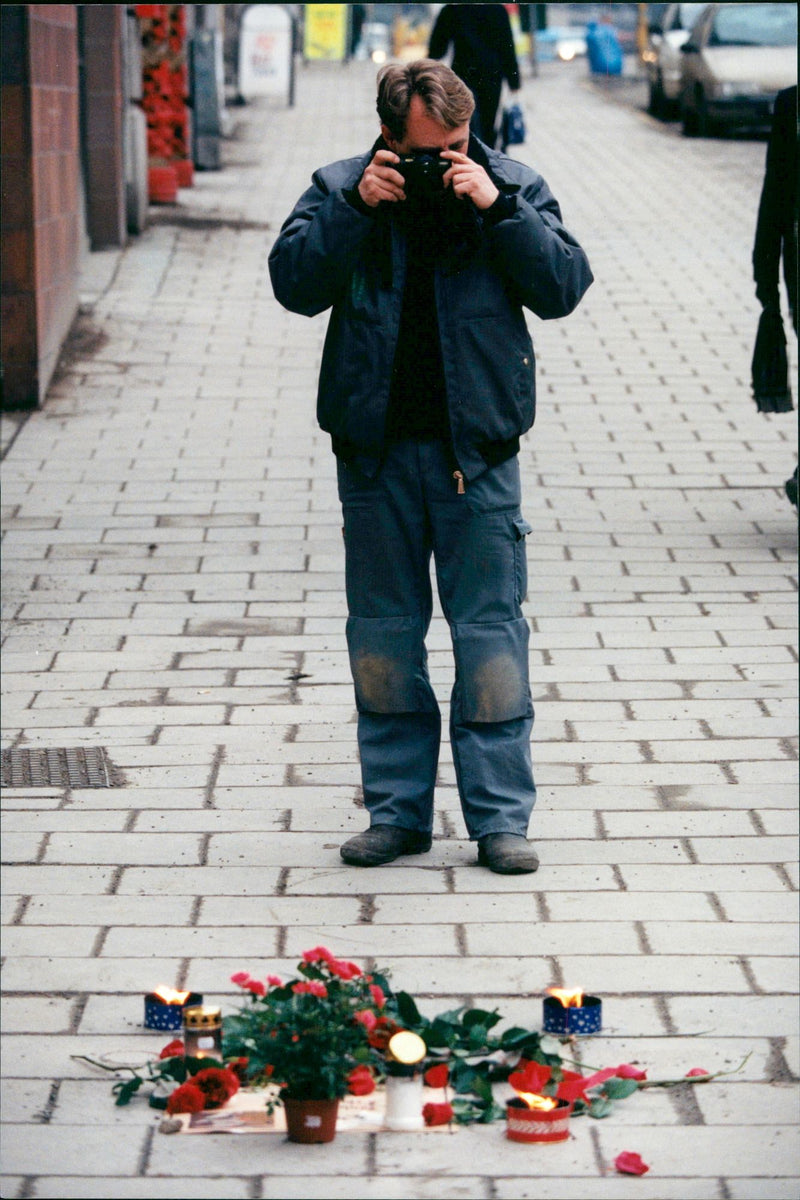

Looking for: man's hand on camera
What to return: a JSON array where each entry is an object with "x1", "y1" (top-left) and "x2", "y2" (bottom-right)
[
  {"x1": 357, "y1": 149, "x2": 406, "y2": 207},
  {"x1": 441, "y1": 151, "x2": 500, "y2": 210}
]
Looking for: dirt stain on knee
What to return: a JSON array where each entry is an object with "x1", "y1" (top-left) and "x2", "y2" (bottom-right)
[
  {"x1": 470, "y1": 654, "x2": 524, "y2": 723},
  {"x1": 353, "y1": 653, "x2": 408, "y2": 712}
]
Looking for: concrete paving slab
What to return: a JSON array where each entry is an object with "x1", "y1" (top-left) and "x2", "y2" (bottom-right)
[{"x1": 1, "y1": 53, "x2": 797, "y2": 1200}]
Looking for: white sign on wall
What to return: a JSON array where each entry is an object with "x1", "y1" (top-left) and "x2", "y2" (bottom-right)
[{"x1": 239, "y1": 5, "x2": 293, "y2": 102}]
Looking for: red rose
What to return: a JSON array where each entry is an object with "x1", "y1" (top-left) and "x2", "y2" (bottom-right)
[
  {"x1": 685, "y1": 1067, "x2": 711, "y2": 1078},
  {"x1": 422, "y1": 1102, "x2": 454, "y2": 1126},
  {"x1": 166, "y1": 1082, "x2": 206, "y2": 1115},
  {"x1": 347, "y1": 1065, "x2": 376, "y2": 1096},
  {"x1": 293, "y1": 980, "x2": 328, "y2": 998},
  {"x1": 226, "y1": 1057, "x2": 250, "y2": 1084},
  {"x1": 616, "y1": 1064, "x2": 647, "y2": 1081},
  {"x1": 267, "y1": 975, "x2": 282, "y2": 988},
  {"x1": 424, "y1": 1064, "x2": 449, "y2": 1089},
  {"x1": 369, "y1": 983, "x2": 386, "y2": 1009},
  {"x1": 367, "y1": 1016, "x2": 402, "y2": 1051},
  {"x1": 328, "y1": 958, "x2": 362, "y2": 981},
  {"x1": 244, "y1": 979, "x2": 266, "y2": 996},
  {"x1": 509, "y1": 1062, "x2": 551, "y2": 1095},
  {"x1": 159, "y1": 1039, "x2": 184, "y2": 1060},
  {"x1": 230, "y1": 971, "x2": 250, "y2": 986},
  {"x1": 614, "y1": 1151, "x2": 650, "y2": 1176},
  {"x1": 355, "y1": 1009, "x2": 378, "y2": 1031},
  {"x1": 302, "y1": 946, "x2": 333, "y2": 965},
  {"x1": 192, "y1": 1067, "x2": 240, "y2": 1109}
]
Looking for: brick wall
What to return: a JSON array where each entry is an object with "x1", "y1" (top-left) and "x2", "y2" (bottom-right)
[
  {"x1": 1, "y1": 5, "x2": 81, "y2": 410},
  {"x1": 82, "y1": 4, "x2": 126, "y2": 249}
]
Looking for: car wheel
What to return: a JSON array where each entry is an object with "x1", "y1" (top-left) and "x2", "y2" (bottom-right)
[
  {"x1": 681, "y1": 95, "x2": 699, "y2": 137},
  {"x1": 648, "y1": 74, "x2": 665, "y2": 118},
  {"x1": 694, "y1": 87, "x2": 715, "y2": 137}
]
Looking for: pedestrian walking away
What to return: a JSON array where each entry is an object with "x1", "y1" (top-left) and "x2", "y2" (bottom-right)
[
  {"x1": 269, "y1": 60, "x2": 593, "y2": 873},
  {"x1": 428, "y1": 2, "x2": 521, "y2": 149},
  {"x1": 751, "y1": 84, "x2": 798, "y2": 509}
]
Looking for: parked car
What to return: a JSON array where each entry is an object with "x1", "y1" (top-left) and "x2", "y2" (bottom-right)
[
  {"x1": 645, "y1": 3, "x2": 709, "y2": 117},
  {"x1": 679, "y1": 2, "x2": 797, "y2": 136}
]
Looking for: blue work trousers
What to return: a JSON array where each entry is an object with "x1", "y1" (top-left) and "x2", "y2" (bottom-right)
[{"x1": 337, "y1": 439, "x2": 536, "y2": 840}]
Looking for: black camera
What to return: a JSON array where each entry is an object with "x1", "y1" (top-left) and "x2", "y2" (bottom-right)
[{"x1": 397, "y1": 153, "x2": 448, "y2": 198}]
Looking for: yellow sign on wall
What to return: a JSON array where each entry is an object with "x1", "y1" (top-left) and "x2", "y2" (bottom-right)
[{"x1": 304, "y1": 4, "x2": 348, "y2": 61}]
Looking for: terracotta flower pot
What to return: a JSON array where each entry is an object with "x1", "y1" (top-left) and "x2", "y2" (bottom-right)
[{"x1": 283, "y1": 1097, "x2": 339, "y2": 1144}]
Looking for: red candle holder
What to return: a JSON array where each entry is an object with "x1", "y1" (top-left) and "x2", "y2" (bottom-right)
[{"x1": 506, "y1": 1098, "x2": 574, "y2": 1143}]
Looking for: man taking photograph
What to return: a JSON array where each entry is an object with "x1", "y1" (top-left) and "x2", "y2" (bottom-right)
[{"x1": 269, "y1": 60, "x2": 592, "y2": 874}]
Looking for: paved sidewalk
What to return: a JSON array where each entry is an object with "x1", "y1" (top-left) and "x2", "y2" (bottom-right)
[{"x1": 1, "y1": 58, "x2": 798, "y2": 1200}]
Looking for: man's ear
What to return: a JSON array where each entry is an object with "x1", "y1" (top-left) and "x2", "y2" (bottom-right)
[{"x1": 380, "y1": 123, "x2": 401, "y2": 151}]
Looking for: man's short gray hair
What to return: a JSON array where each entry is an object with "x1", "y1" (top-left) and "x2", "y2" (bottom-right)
[{"x1": 376, "y1": 59, "x2": 475, "y2": 140}]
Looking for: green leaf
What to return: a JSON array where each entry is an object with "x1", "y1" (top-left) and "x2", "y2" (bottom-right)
[
  {"x1": 449, "y1": 1059, "x2": 479, "y2": 1094},
  {"x1": 499, "y1": 1026, "x2": 532, "y2": 1047},
  {"x1": 463, "y1": 1008, "x2": 500, "y2": 1031},
  {"x1": 538, "y1": 1035, "x2": 563, "y2": 1057},
  {"x1": 471, "y1": 1074, "x2": 494, "y2": 1105},
  {"x1": 588, "y1": 1097, "x2": 613, "y2": 1119},
  {"x1": 159, "y1": 1058, "x2": 189, "y2": 1083},
  {"x1": 467, "y1": 1025, "x2": 489, "y2": 1050},
  {"x1": 395, "y1": 991, "x2": 422, "y2": 1027},
  {"x1": 182, "y1": 1057, "x2": 209, "y2": 1078},
  {"x1": 603, "y1": 1077, "x2": 640, "y2": 1100},
  {"x1": 479, "y1": 1100, "x2": 506, "y2": 1124},
  {"x1": 113, "y1": 1077, "x2": 142, "y2": 1107}
]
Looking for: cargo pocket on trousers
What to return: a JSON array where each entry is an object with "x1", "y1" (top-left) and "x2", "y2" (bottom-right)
[{"x1": 513, "y1": 517, "x2": 532, "y2": 605}]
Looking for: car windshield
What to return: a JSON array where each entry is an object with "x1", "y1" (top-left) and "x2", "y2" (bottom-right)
[
  {"x1": 677, "y1": 4, "x2": 707, "y2": 33},
  {"x1": 710, "y1": 3, "x2": 797, "y2": 47}
]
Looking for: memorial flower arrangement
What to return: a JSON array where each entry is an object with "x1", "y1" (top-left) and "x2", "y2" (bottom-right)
[
  {"x1": 76, "y1": 945, "x2": 746, "y2": 1152},
  {"x1": 222, "y1": 947, "x2": 388, "y2": 1101}
]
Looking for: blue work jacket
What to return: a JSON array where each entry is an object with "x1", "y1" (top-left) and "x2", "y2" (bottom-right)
[{"x1": 269, "y1": 138, "x2": 593, "y2": 480}]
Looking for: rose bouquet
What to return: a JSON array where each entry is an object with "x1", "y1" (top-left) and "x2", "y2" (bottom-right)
[
  {"x1": 72, "y1": 1038, "x2": 243, "y2": 1114},
  {"x1": 223, "y1": 947, "x2": 389, "y2": 1102}
]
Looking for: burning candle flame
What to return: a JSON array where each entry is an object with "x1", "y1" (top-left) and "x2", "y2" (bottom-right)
[
  {"x1": 547, "y1": 986, "x2": 584, "y2": 1009},
  {"x1": 153, "y1": 985, "x2": 191, "y2": 1005},
  {"x1": 514, "y1": 1091, "x2": 558, "y2": 1112}
]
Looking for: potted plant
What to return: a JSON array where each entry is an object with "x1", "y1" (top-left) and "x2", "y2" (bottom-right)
[{"x1": 223, "y1": 947, "x2": 388, "y2": 1142}]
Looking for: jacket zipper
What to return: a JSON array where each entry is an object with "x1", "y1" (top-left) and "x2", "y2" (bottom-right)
[{"x1": 453, "y1": 470, "x2": 466, "y2": 495}]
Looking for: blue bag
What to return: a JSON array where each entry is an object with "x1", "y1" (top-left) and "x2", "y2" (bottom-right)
[{"x1": 501, "y1": 103, "x2": 526, "y2": 150}]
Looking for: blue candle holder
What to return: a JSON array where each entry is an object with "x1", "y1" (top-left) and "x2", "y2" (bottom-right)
[
  {"x1": 543, "y1": 994, "x2": 602, "y2": 1035},
  {"x1": 144, "y1": 991, "x2": 202, "y2": 1032}
]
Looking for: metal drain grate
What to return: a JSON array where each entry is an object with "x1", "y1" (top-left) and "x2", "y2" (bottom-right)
[{"x1": 1, "y1": 747, "x2": 111, "y2": 788}]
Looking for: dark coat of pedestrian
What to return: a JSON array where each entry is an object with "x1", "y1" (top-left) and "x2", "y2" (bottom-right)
[
  {"x1": 269, "y1": 61, "x2": 592, "y2": 875},
  {"x1": 428, "y1": 3, "x2": 520, "y2": 147},
  {"x1": 753, "y1": 85, "x2": 797, "y2": 332},
  {"x1": 751, "y1": 85, "x2": 797, "y2": 504}
]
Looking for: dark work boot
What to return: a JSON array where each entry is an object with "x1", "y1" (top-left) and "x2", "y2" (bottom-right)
[
  {"x1": 340, "y1": 825, "x2": 432, "y2": 867},
  {"x1": 477, "y1": 833, "x2": 539, "y2": 875}
]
